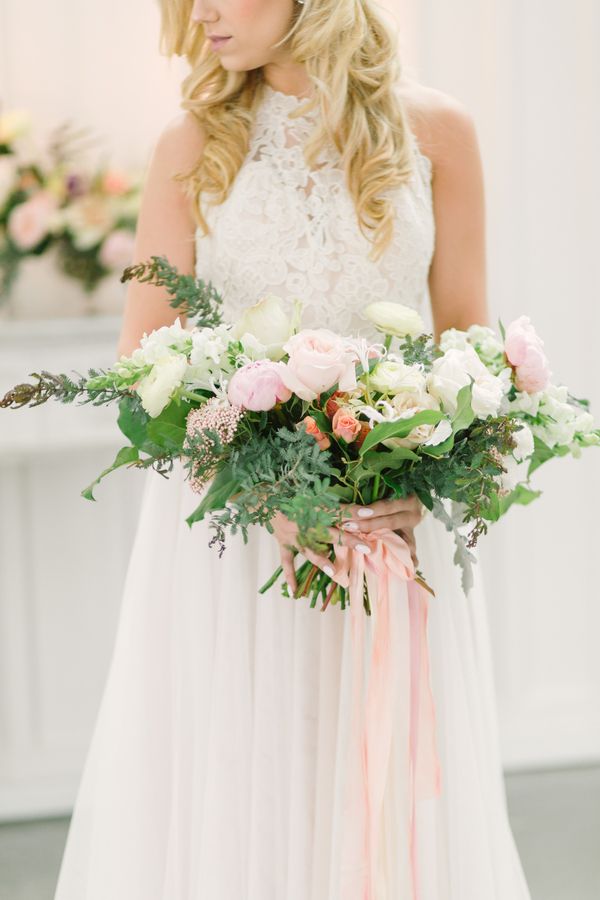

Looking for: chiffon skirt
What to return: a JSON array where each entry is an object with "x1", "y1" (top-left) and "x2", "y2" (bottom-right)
[{"x1": 54, "y1": 459, "x2": 532, "y2": 900}]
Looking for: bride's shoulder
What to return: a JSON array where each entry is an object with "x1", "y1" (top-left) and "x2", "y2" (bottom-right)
[
  {"x1": 153, "y1": 111, "x2": 206, "y2": 172},
  {"x1": 395, "y1": 78, "x2": 481, "y2": 172}
]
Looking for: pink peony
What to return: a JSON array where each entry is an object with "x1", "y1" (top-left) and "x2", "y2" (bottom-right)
[
  {"x1": 227, "y1": 359, "x2": 292, "y2": 411},
  {"x1": 99, "y1": 228, "x2": 136, "y2": 270},
  {"x1": 504, "y1": 316, "x2": 551, "y2": 393},
  {"x1": 299, "y1": 415, "x2": 331, "y2": 451},
  {"x1": 7, "y1": 190, "x2": 58, "y2": 250},
  {"x1": 331, "y1": 408, "x2": 361, "y2": 443},
  {"x1": 280, "y1": 329, "x2": 358, "y2": 401}
]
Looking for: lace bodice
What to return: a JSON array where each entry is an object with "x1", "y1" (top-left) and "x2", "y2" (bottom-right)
[{"x1": 194, "y1": 84, "x2": 435, "y2": 339}]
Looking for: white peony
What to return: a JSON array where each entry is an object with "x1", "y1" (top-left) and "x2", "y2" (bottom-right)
[
  {"x1": 232, "y1": 294, "x2": 299, "y2": 361},
  {"x1": 363, "y1": 301, "x2": 425, "y2": 338},
  {"x1": 136, "y1": 355, "x2": 189, "y2": 418},
  {"x1": 427, "y1": 345, "x2": 505, "y2": 419}
]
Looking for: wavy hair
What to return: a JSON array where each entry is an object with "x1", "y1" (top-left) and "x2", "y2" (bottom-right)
[{"x1": 159, "y1": 0, "x2": 419, "y2": 262}]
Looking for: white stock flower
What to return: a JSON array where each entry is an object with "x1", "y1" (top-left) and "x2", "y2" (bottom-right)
[
  {"x1": 138, "y1": 317, "x2": 191, "y2": 364},
  {"x1": 512, "y1": 423, "x2": 535, "y2": 461},
  {"x1": 467, "y1": 324, "x2": 504, "y2": 362},
  {"x1": 439, "y1": 328, "x2": 469, "y2": 353},
  {"x1": 137, "y1": 355, "x2": 188, "y2": 418},
  {"x1": 363, "y1": 301, "x2": 425, "y2": 338},
  {"x1": 427, "y1": 345, "x2": 504, "y2": 419}
]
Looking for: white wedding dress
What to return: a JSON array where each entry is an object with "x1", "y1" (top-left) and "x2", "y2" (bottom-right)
[{"x1": 54, "y1": 84, "x2": 533, "y2": 899}]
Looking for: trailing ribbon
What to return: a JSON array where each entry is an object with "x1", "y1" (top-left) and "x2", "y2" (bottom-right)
[{"x1": 326, "y1": 528, "x2": 442, "y2": 900}]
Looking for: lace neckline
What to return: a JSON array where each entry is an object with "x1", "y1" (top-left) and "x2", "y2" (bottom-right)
[{"x1": 260, "y1": 82, "x2": 433, "y2": 176}]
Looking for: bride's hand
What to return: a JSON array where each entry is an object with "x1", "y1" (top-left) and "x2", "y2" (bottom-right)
[
  {"x1": 337, "y1": 495, "x2": 425, "y2": 568},
  {"x1": 270, "y1": 509, "x2": 384, "y2": 594}
]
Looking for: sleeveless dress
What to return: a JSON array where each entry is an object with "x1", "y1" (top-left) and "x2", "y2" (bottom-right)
[{"x1": 53, "y1": 84, "x2": 533, "y2": 900}]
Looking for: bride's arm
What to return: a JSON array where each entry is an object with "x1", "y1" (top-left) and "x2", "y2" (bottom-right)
[
  {"x1": 116, "y1": 112, "x2": 205, "y2": 361},
  {"x1": 408, "y1": 87, "x2": 488, "y2": 342}
]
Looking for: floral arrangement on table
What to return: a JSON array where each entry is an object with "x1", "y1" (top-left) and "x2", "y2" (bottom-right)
[
  {"x1": 0, "y1": 106, "x2": 142, "y2": 302},
  {"x1": 2, "y1": 256, "x2": 598, "y2": 607}
]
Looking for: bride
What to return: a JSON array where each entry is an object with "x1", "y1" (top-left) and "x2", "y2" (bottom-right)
[{"x1": 54, "y1": 0, "x2": 533, "y2": 897}]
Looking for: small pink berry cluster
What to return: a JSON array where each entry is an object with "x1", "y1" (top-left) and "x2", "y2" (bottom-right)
[{"x1": 184, "y1": 398, "x2": 245, "y2": 493}]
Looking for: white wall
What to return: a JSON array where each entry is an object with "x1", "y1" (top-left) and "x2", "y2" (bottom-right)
[{"x1": 0, "y1": 0, "x2": 599, "y2": 821}]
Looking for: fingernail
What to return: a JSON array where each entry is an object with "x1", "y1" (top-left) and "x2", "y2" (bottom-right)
[
  {"x1": 323, "y1": 564, "x2": 334, "y2": 577},
  {"x1": 355, "y1": 543, "x2": 371, "y2": 554},
  {"x1": 341, "y1": 521, "x2": 359, "y2": 531},
  {"x1": 357, "y1": 507, "x2": 374, "y2": 518}
]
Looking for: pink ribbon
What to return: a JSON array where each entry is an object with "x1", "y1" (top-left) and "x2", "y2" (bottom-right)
[{"x1": 326, "y1": 528, "x2": 442, "y2": 899}]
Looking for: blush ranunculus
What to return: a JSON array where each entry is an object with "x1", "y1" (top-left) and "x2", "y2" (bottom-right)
[
  {"x1": 299, "y1": 415, "x2": 331, "y2": 450},
  {"x1": 227, "y1": 359, "x2": 292, "y2": 411},
  {"x1": 331, "y1": 408, "x2": 361, "y2": 443},
  {"x1": 7, "y1": 190, "x2": 58, "y2": 250},
  {"x1": 280, "y1": 329, "x2": 358, "y2": 401},
  {"x1": 99, "y1": 228, "x2": 136, "y2": 270},
  {"x1": 504, "y1": 316, "x2": 551, "y2": 393}
]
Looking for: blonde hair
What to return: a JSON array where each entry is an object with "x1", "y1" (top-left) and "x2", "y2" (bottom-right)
[{"x1": 159, "y1": 0, "x2": 418, "y2": 262}]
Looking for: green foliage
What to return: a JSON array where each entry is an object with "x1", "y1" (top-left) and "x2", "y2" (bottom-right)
[
  {"x1": 120, "y1": 255, "x2": 223, "y2": 327},
  {"x1": 81, "y1": 445, "x2": 140, "y2": 500},
  {"x1": 397, "y1": 333, "x2": 441, "y2": 371}
]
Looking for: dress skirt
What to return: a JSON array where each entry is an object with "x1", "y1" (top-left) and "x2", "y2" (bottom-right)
[{"x1": 53, "y1": 459, "x2": 532, "y2": 900}]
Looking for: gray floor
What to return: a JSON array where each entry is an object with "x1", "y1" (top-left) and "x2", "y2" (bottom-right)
[{"x1": 0, "y1": 765, "x2": 598, "y2": 899}]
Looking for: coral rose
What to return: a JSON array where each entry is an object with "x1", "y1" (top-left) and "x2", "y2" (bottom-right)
[{"x1": 332, "y1": 408, "x2": 361, "y2": 443}]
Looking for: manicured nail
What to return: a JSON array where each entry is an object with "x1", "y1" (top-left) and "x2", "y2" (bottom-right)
[
  {"x1": 355, "y1": 543, "x2": 371, "y2": 554},
  {"x1": 323, "y1": 564, "x2": 334, "y2": 577},
  {"x1": 357, "y1": 507, "x2": 374, "y2": 518},
  {"x1": 341, "y1": 521, "x2": 359, "y2": 531}
]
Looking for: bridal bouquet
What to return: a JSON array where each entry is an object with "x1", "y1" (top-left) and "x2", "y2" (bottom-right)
[{"x1": 2, "y1": 256, "x2": 598, "y2": 608}]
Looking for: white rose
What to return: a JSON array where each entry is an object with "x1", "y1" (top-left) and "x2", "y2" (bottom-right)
[
  {"x1": 384, "y1": 390, "x2": 441, "y2": 449},
  {"x1": 137, "y1": 355, "x2": 189, "y2": 418},
  {"x1": 232, "y1": 294, "x2": 298, "y2": 361},
  {"x1": 428, "y1": 345, "x2": 504, "y2": 419},
  {"x1": 370, "y1": 360, "x2": 427, "y2": 394},
  {"x1": 363, "y1": 301, "x2": 425, "y2": 338}
]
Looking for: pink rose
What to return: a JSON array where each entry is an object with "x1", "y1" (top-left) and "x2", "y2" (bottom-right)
[
  {"x1": 102, "y1": 169, "x2": 131, "y2": 196},
  {"x1": 280, "y1": 328, "x2": 358, "y2": 401},
  {"x1": 227, "y1": 359, "x2": 292, "y2": 411},
  {"x1": 99, "y1": 228, "x2": 136, "y2": 270},
  {"x1": 7, "y1": 190, "x2": 58, "y2": 250},
  {"x1": 299, "y1": 415, "x2": 331, "y2": 450},
  {"x1": 504, "y1": 316, "x2": 551, "y2": 393},
  {"x1": 332, "y1": 408, "x2": 361, "y2": 443}
]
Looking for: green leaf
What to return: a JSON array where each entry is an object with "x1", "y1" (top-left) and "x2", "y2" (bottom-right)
[
  {"x1": 498, "y1": 483, "x2": 542, "y2": 516},
  {"x1": 420, "y1": 433, "x2": 455, "y2": 457},
  {"x1": 359, "y1": 410, "x2": 444, "y2": 456},
  {"x1": 81, "y1": 445, "x2": 140, "y2": 501},
  {"x1": 327, "y1": 483, "x2": 355, "y2": 501},
  {"x1": 498, "y1": 318, "x2": 506, "y2": 341},
  {"x1": 527, "y1": 436, "x2": 568, "y2": 476},
  {"x1": 185, "y1": 464, "x2": 240, "y2": 527},
  {"x1": 146, "y1": 419, "x2": 187, "y2": 452},
  {"x1": 362, "y1": 446, "x2": 420, "y2": 471},
  {"x1": 451, "y1": 382, "x2": 476, "y2": 433}
]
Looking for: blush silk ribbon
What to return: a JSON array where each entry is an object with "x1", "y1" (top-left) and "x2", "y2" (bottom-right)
[{"x1": 326, "y1": 528, "x2": 442, "y2": 900}]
